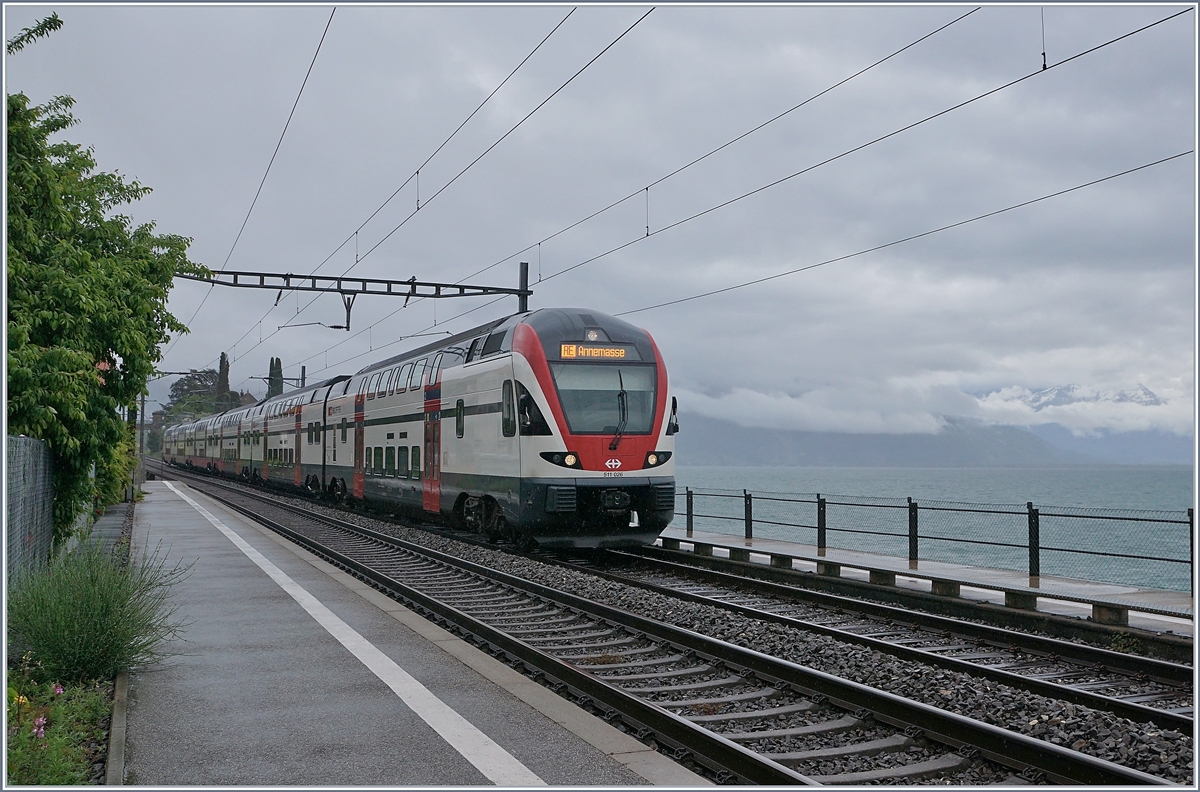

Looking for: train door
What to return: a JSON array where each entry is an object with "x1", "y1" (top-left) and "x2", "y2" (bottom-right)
[
  {"x1": 422, "y1": 353, "x2": 443, "y2": 513},
  {"x1": 353, "y1": 383, "x2": 366, "y2": 498},
  {"x1": 293, "y1": 406, "x2": 303, "y2": 487}
]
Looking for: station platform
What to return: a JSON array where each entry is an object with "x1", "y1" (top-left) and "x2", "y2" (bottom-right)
[
  {"x1": 657, "y1": 527, "x2": 1194, "y2": 639},
  {"x1": 121, "y1": 481, "x2": 708, "y2": 786}
]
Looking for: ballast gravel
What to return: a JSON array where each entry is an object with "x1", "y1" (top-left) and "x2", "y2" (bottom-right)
[{"x1": 248, "y1": 491, "x2": 1196, "y2": 784}]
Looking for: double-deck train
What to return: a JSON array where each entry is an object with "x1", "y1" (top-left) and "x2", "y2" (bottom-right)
[{"x1": 163, "y1": 308, "x2": 679, "y2": 549}]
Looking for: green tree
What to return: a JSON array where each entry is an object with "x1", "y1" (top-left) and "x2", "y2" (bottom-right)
[
  {"x1": 267, "y1": 357, "x2": 283, "y2": 398},
  {"x1": 217, "y1": 352, "x2": 230, "y2": 398},
  {"x1": 6, "y1": 15, "x2": 206, "y2": 538}
]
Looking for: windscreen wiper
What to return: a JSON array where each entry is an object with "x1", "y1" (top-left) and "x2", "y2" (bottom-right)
[{"x1": 609, "y1": 370, "x2": 628, "y2": 451}]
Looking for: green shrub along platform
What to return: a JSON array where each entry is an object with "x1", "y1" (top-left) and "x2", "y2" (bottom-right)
[{"x1": 6, "y1": 524, "x2": 190, "y2": 784}]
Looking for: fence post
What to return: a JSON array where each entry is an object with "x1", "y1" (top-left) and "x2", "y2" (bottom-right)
[
  {"x1": 744, "y1": 489, "x2": 753, "y2": 540},
  {"x1": 1027, "y1": 502, "x2": 1040, "y2": 579},
  {"x1": 1189, "y1": 508, "x2": 1193, "y2": 594},
  {"x1": 686, "y1": 488, "x2": 693, "y2": 537},
  {"x1": 908, "y1": 498, "x2": 918, "y2": 564},
  {"x1": 817, "y1": 494, "x2": 826, "y2": 553}
]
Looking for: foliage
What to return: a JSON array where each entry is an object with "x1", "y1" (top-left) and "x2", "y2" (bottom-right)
[
  {"x1": 6, "y1": 16, "x2": 206, "y2": 538},
  {"x1": 7, "y1": 542, "x2": 191, "y2": 683},
  {"x1": 6, "y1": 654, "x2": 110, "y2": 786},
  {"x1": 5, "y1": 12, "x2": 62, "y2": 55},
  {"x1": 160, "y1": 366, "x2": 247, "y2": 428}
]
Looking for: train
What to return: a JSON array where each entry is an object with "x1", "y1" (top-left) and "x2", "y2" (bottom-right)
[{"x1": 162, "y1": 307, "x2": 679, "y2": 549}]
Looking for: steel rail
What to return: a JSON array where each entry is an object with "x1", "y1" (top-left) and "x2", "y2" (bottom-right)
[
  {"x1": 196, "y1": 484, "x2": 815, "y2": 785},
  {"x1": 580, "y1": 552, "x2": 1194, "y2": 734},
  {"x1": 618, "y1": 548, "x2": 1193, "y2": 680},
  {"x1": 177, "y1": 475, "x2": 1174, "y2": 786}
]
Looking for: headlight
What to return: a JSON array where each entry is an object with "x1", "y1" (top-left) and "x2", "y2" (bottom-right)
[
  {"x1": 540, "y1": 451, "x2": 582, "y2": 469},
  {"x1": 643, "y1": 451, "x2": 672, "y2": 468}
]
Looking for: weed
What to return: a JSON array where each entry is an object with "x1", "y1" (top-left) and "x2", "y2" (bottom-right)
[
  {"x1": 6, "y1": 659, "x2": 111, "y2": 785},
  {"x1": 1110, "y1": 632, "x2": 1144, "y2": 655}
]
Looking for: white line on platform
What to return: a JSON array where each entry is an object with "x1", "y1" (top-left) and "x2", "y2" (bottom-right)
[{"x1": 164, "y1": 481, "x2": 546, "y2": 787}]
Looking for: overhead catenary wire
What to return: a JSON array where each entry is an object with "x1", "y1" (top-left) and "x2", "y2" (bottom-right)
[
  {"x1": 291, "y1": 4, "x2": 982, "y2": 374},
  {"x1": 225, "y1": 7, "x2": 1185, "y2": 390},
  {"x1": 246, "y1": 4, "x2": 1187, "y2": 388},
  {"x1": 454, "y1": 7, "x2": 980, "y2": 285},
  {"x1": 211, "y1": 7, "x2": 576, "y2": 374},
  {"x1": 615, "y1": 151, "x2": 1193, "y2": 316},
  {"x1": 539, "y1": 6, "x2": 1193, "y2": 285},
  {"x1": 163, "y1": 6, "x2": 336, "y2": 362},
  {"x1": 224, "y1": 7, "x2": 655, "y2": 389}
]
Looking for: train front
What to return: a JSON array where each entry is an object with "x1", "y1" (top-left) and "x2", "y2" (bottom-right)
[{"x1": 512, "y1": 308, "x2": 678, "y2": 549}]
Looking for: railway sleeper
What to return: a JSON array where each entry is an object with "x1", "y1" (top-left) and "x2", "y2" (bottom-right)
[
  {"x1": 767, "y1": 733, "x2": 914, "y2": 762},
  {"x1": 722, "y1": 713, "x2": 864, "y2": 741},
  {"x1": 532, "y1": 636, "x2": 641, "y2": 652},
  {"x1": 657, "y1": 687, "x2": 784, "y2": 708},
  {"x1": 806, "y1": 752, "x2": 972, "y2": 785},
  {"x1": 596, "y1": 665, "x2": 715, "y2": 682},
  {"x1": 622, "y1": 674, "x2": 748, "y2": 694},
  {"x1": 561, "y1": 652, "x2": 686, "y2": 670},
  {"x1": 685, "y1": 700, "x2": 817, "y2": 723}
]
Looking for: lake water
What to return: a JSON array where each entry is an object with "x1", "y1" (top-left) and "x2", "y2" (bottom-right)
[{"x1": 673, "y1": 466, "x2": 1194, "y2": 593}]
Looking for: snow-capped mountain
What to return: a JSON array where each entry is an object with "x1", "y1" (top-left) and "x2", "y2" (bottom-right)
[{"x1": 1018, "y1": 384, "x2": 1164, "y2": 411}]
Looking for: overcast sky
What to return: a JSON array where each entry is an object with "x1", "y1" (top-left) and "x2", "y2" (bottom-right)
[{"x1": 5, "y1": 3, "x2": 1195, "y2": 437}]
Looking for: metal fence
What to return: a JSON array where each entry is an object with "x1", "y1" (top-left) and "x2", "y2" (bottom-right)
[
  {"x1": 7, "y1": 435, "x2": 55, "y2": 586},
  {"x1": 677, "y1": 487, "x2": 1193, "y2": 593}
]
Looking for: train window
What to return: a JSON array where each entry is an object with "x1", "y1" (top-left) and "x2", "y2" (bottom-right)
[
  {"x1": 357, "y1": 378, "x2": 368, "y2": 396},
  {"x1": 364, "y1": 447, "x2": 372, "y2": 474},
  {"x1": 373, "y1": 446, "x2": 383, "y2": 473},
  {"x1": 380, "y1": 369, "x2": 394, "y2": 397},
  {"x1": 456, "y1": 399, "x2": 465, "y2": 438},
  {"x1": 394, "y1": 363, "x2": 412, "y2": 394},
  {"x1": 367, "y1": 373, "x2": 381, "y2": 399},
  {"x1": 385, "y1": 447, "x2": 395, "y2": 476},
  {"x1": 480, "y1": 330, "x2": 506, "y2": 358},
  {"x1": 502, "y1": 380, "x2": 516, "y2": 437},
  {"x1": 411, "y1": 446, "x2": 420, "y2": 478},
  {"x1": 340, "y1": 418, "x2": 347, "y2": 443},
  {"x1": 409, "y1": 359, "x2": 427, "y2": 391},
  {"x1": 428, "y1": 353, "x2": 443, "y2": 385},
  {"x1": 465, "y1": 337, "x2": 482, "y2": 362},
  {"x1": 517, "y1": 382, "x2": 553, "y2": 436},
  {"x1": 398, "y1": 446, "x2": 409, "y2": 478}
]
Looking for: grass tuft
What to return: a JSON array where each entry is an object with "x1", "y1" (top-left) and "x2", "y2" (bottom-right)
[{"x1": 7, "y1": 541, "x2": 191, "y2": 683}]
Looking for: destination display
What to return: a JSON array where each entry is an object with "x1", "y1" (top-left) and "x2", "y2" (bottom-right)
[{"x1": 559, "y1": 343, "x2": 640, "y2": 360}]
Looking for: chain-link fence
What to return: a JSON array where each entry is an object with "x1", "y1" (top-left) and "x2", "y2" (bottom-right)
[
  {"x1": 676, "y1": 487, "x2": 1193, "y2": 593},
  {"x1": 7, "y1": 435, "x2": 55, "y2": 586}
]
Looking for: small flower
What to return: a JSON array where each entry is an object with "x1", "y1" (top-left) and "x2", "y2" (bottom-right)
[
  {"x1": 53, "y1": 684, "x2": 63, "y2": 695},
  {"x1": 32, "y1": 715, "x2": 46, "y2": 739},
  {"x1": 16, "y1": 695, "x2": 28, "y2": 705}
]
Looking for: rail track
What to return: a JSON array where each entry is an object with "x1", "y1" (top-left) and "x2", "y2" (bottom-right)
[
  {"x1": 158, "y1": 467, "x2": 1177, "y2": 785},
  {"x1": 549, "y1": 550, "x2": 1194, "y2": 735}
]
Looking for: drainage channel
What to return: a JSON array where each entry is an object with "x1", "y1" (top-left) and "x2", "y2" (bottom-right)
[{"x1": 180, "y1": 477, "x2": 1171, "y2": 786}]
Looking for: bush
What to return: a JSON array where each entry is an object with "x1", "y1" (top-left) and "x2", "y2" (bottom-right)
[{"x1": 7, "y1": 542, "x2": 191, "y2": 682}]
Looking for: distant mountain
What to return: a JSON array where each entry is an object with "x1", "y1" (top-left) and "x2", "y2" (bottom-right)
[
  {"x1": 673, "y1": 415, "x2": 1096, "y2": 467},
  {"x1": 1028, "y1": 424, "x2": 1193, "y2": 465},
  {"x1": 1013, "y1": 384, "x2": 1165, "y2": 410}
]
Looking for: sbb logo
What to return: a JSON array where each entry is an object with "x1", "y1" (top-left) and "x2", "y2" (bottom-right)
[{"x1": 605, "y1": 459, "x2": 622, "y2": 469}]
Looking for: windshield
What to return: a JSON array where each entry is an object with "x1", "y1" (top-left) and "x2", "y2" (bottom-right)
[{"x1": 549, "y1": 363, "x2": 656, "y2": 435}]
